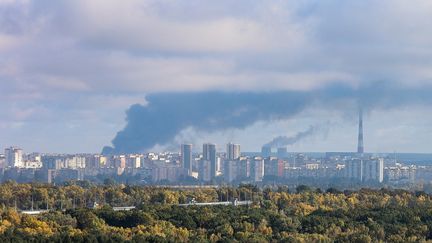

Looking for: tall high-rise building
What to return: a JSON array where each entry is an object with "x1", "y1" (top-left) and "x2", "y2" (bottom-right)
[
  {"x1": 88, "y1": 155, "x2": 108, "y2": 168},
  {"x1": 226, "y1": 143, "x2": 240, "y2": 160},
  {"x1": 264, "y1": 157, "x2": 284, "y2": 177},
  {"x1": 261, "y1": 146, "x2": 272, "y2": 158},
  {"x1": 126, "y1": 155, "x2": 141, "y2": 168},
  {"x1": 0, "y1": 154, "x2": 5, "y2": 168},
  {"x1": 237, "y1": 158, "x2": 250, "y2": 179},
  {"x1": 223, "y1": 160, "x2": 237, "y2": 183},
  {"x1": 345, "y1": 158, "x2": 384, "y2": 183},
  {"x1": 357, "y1": 109, "x2": 364, "y2": 154},
  {"x1": 277, "y1": 147, "x2": 288, "y2": 159},
  {"x1": 4, "y1": 147, "x2": 23, "y2": 168},
  {"x1": 114, "y1": 155, "x2": 126, "y2": 169},
  {"x1": 41, "y1": 155, "x2": 63, "y2": 170},
  {"x1": 199, "y1": 159, "x2": 211, "y2": 182},
  {"x1": 203, "y1": 143, "x2": 217, "y2": 179},
  {"x1": 363, "y1": 158, "x2": 384, "y2": 183},
  {"x1": 250, "y1": 157, "x2": 264, "y2": 182},
  {"x1": 96, "y1": 155, "x2": 108, "y2": 168},
  {"x1": 181, "y1": 144, "x2": 193, "y2": 175},
  {"x1": 345, "y1": 159, "x2": 363, "y2": 181},
  {"x1": 66, "y1": 156, "x2": 86, "y2": 169}
]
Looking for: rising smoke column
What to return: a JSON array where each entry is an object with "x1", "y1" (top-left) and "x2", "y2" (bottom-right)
[
  {"x1": 103, "y1": 81, "x2": 432, "y2": 155},
  {"x1": 263, "y1": 125, "x2": 321, "y2": 148},
  {"x1": 103, "y1": 91, "x2": 312, "y2": 154}
]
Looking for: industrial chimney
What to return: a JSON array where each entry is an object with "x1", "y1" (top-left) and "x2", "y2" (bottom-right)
[{"x1": 357, "y1": 108, "x2": 364, "y2": 154}]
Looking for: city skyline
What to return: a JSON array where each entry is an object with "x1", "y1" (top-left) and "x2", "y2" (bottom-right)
[
  {"x1": 0, "y1": 141, "x2": 410, "y2": 187},
  {"x1": 2, "y1": 1, "x2": 432, "y2": 153}
]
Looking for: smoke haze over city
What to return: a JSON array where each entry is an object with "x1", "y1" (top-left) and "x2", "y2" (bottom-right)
[{"x1": 1, "y1": 0, "x2": 432, "y2": 153}]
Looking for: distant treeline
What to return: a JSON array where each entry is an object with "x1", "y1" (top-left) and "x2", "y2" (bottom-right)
[{"x1": 1, "y1": 181, "x2": 432, "y2": 242}]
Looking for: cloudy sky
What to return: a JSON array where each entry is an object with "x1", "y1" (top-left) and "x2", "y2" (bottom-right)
[{"x1": 1, "y1": 0, "x2": 432, "y2": 153}]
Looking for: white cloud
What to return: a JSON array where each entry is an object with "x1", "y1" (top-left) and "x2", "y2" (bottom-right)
[
  {"x1": 63, "y1": 0, "x2": 306, "y2": 53},
  {"x1": 0, "y1": 34, "x2": 23, "y2": 50}
]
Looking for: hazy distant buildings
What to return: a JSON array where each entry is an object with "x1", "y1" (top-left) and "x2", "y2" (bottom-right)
[
  {"x1": 363, "y1": 158, "x2": 384, "y2": 183},
  {"x1": 224, "y1": 143, "x2": 240, "y2": 182},
  {"x1": 0, "y1": 154, "x2": 5, "y2": 168},
  {"x1": 54, "y1": 169, "x2": 84, "y2": 183},
  {"x1": 5, "y1": 147, "x2": 23, "y2": 168},
  {"x1": 23, "y1": 153, "x2": 42, "y2": 168},
  {"x1": 24, "y1": 160, "x2": 42, "y2": 169},
  {"x1": 152, "y1": 162, "x2": 186, "y2": 182},
  {"x1": 203, "y1": 143, "x2": 217, "y2": 179},
  {"x1": 250, "y1": 157, "x2": 264, "y2": 182},
  {"x1": 114, "y1": 156, "x2": 126, "y2": 169},
  {"x1": 42, "y1": 156, "x2": 63, "y2": 170},
  {"x1": 277, "y1": 147, "x2": 288, "y2": 159},
  {"x1": 126, "y1": 155, "x2": 141, "y2": 169},
  {"x1": 87, "y1": 155, "x2": 108, "y2": 168},
  {"x1": 226, "y1": 143, "x2": 240, "y2": 160},
  {"x1": 181, "y1": 144, "x2": 193, "y2": 175},
  {"x1": 98, "y1": 155, "x2": 108, "y2": 168},
  {"x1": 264, "y1": 157, "x2": 284, "y2": 177},
  {"x1": 386, "y1": 163, "x2": 416, "y2": 183},
  {"x1": 65, "y1": 156, "x2": 86, "y2": 169},
  {"x1": 237, "y1": 157, "x2": 250, "y2": 179},
  {"x1": 261, "y1": 146, "x2": 272, "y2": 158},
  {"x1": 0, "y1": 144, "x2": 422, "y2": 188},
  {"x1": 26, "y1": 153, "x2": 41, "y2": 163},
  {"x1": 345, "y1": 159, "x2": 363, "y2": 181},
  {"x1": 223, "y1": 160, "x2": 237, "y2": 183},
  {"x1": 345, "y1": 158, "x2": 384, "y2": 183},
  {"x1": 199, "y1": 159, "x2": 211, "y2": 182}
]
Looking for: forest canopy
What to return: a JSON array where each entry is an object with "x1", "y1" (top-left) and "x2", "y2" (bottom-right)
[{"x1": 0, "y1": 182, "x2": 431, "y2": 242}]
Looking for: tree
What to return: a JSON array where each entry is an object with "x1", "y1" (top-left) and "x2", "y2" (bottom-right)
[{"x1": 296, "y1": 185, "x2": 312, "y2": 193}]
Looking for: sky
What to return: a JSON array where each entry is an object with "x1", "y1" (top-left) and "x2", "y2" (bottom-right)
[{"x1": 1, "y1": 0, "x2": 432, "y2": 154}]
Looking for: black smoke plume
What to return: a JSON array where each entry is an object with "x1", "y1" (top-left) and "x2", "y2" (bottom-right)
[
  {"x1": 103, "y1": 81, "x2": 432, "y2": 154},
  {"x1": 103, "y1": 91, "x2": 312, "y2": 154},
  {"x1": 264, "y1": 125, "x2": 321, "y2": 148}
]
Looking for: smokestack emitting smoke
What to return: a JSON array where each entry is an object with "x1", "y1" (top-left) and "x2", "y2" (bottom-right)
[{"x1": 103, "y1": 82, "x2": 432, "y2": 154}]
